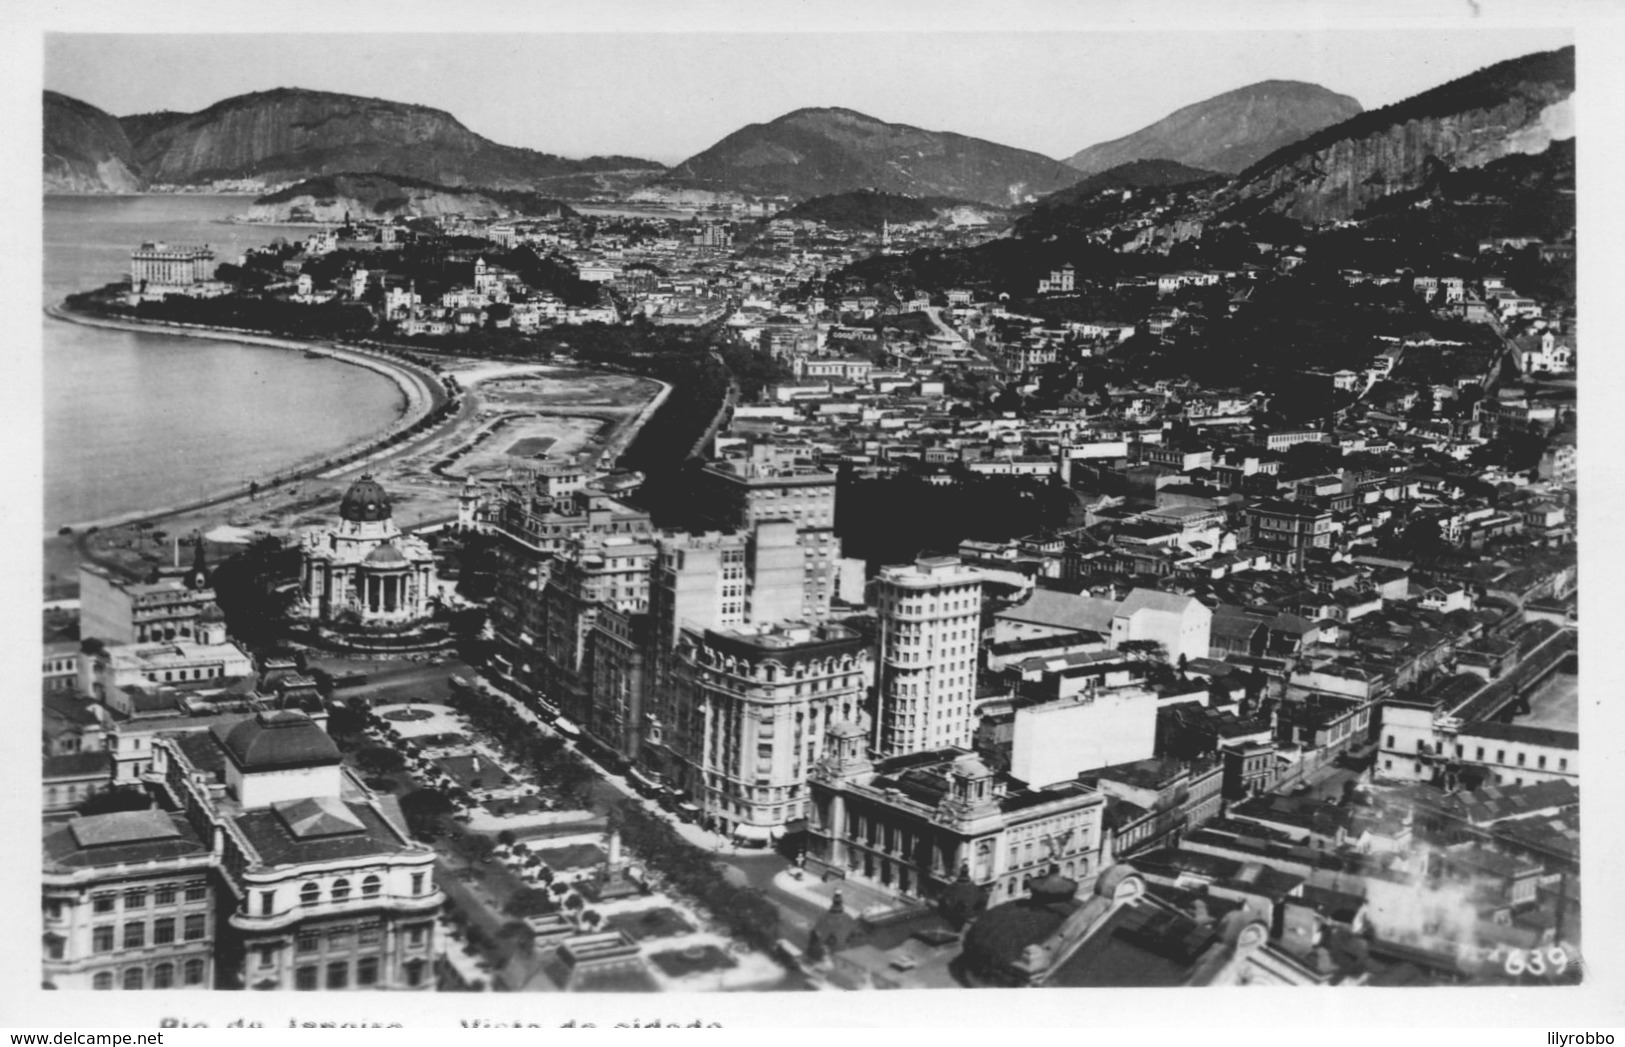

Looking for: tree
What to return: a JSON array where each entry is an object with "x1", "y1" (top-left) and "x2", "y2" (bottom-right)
[
  {"x1": 581, "y1": 910, "x2": 602, "y2": 931},
  {"x1": 497, "y1": 829, "x2": 518, "y2": 848},
  {"x1": 564, "y1": 893, "x2": 585, "y2": 912},
  {"x1": 503, "y1": 888, "x2": 557, "y2": 918},
  {"x1": 399, "y1": 788, "x2": 457, "y2": 840},
  {"x1": 76, "y1": 787, "x2": 152, "y2": 817},
  {"x1": 451, "y1": 832, "x2": 496, "y2": 864},
  {"x1": 355, "y1": 746, "x2": 407, "y2": 777}
]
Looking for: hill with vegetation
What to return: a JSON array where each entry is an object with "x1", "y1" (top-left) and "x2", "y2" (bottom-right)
[
  {"x1": 666, "y1": 106, "x2": 1083, "y2": 206},
  {"x1": 775, "y1": 189, "x2": 997, "y2": 231}
]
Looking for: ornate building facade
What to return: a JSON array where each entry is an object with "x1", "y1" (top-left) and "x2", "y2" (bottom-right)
[{"x1": 297, "y1": 476, "x2": 440, "y2": 644}]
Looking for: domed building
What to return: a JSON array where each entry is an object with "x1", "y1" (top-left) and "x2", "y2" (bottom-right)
[{"x1": 296, "y1": 475, "x2": 442, "y2": 647}]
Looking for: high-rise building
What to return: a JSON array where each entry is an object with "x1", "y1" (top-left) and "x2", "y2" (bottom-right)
[
  {"x1": 666, "y1": 621, "x2": 870, "y2": 842},
  {"x1": 873, "y1": 556, "x2": 984, "y2": 756},
  {"x1": 538, "y1": 534, "x2": 657, "y2": 735},
  {"x1": 638, "y1": 523, "x2": 825, "y2": 799},
  {"x1": 467, "y1": 464, "x2": 652, "y2": 694},
  {"x1": 697, "y1": 442, "x2": 839, "y2": 622}
]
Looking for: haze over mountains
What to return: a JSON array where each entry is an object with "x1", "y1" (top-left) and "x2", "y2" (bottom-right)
[{"x1": 1065, "y1": 80, "x2": 1363, "y2": 176}]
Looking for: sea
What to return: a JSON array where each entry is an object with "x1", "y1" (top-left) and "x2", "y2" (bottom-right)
[{"x1": 42, "y1": 195, "x2": 406, "y2": 531}]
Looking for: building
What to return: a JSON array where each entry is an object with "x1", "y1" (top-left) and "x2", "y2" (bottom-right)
[
  {"x1": 152, "y1": 710, "x2": 443, "y2": 990},
  {"x1": 538, "y1": 534, "x2": 657, "y2": 738},
  {"x1": 43, "y1": 810, "x2": 219, "y2": 990},
  {"x1": 80, "y1": 548, "x2": 215, "y2": 646},
  {"x1": 665, "y1": 621, "x2": 870, "y2": 842},
  {"x1": 44, "y1": 639, "x2": 80, "y2": 693},
  {"x1": 806, "y1": 729, "x2": 1108, "y2": 908},
  {"x1": 130, "y1": 242, "x2": 215, "y2": 288},
  {"x1": 639, "y1": 523, "x2": 818, "y2": 782},
  {"x1": 696, "y1": 443, "x2": 840, "y2": 622},
  {"x1": 1244, "y1": 500, "x2": 1336, "y2": 569},
  {"x1": 873, "y1": 556, "x2": 984, "y2": 757},
  {"x1": 296, "y1": 476, "x2": 442, "y2": 647},
  {"x1": 1110, "y1": 589, "x2": 1212, "y2": 664},
  {"x1": 1006, "y1": 684, "x2": 1159, "y2": 789}
]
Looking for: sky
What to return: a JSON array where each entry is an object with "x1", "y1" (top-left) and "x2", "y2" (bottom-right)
[{"x1": 44, "y1": 22, "x2": 1576, "y2": 165}]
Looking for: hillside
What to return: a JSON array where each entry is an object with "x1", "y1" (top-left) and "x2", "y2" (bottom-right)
[
  {"x1": 43, "y1": 91, "x2": 146, "y2": 193},
  {"x1": 242, "y1": 172, "x2": 576, "y2": 223},
  {"x1": 1048, "y1": 159, "x2": 1224, "y2": 200},
  {"x1": 1232, "y1": 47, "x2": 1573, "y2": 223},
  {"x1": 667, "y1": 107, "x2": 1083, "y2": 207},
  {"x1": 123, "y1": 87, "x2": 664, "y2": 192},
  {"x1": 774, "y1": 189, "x2": 1000, "y2": 231},
  {"x1": 1066, "y1": 81, "x2": 1362, "y2": 176}
]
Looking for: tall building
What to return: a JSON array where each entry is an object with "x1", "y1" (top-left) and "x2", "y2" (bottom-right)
[
  {"x1": 665, "y1": 621, "x2": 870, "y2": 841},
  {"x1": 873, "y1": 556, "x2": 984, "y2": 756},
  {"x1": 538, "y1": 534, "x2": 656, "y2": 734},
  {"x1": 152, "y1": 710, "x2": 443, "y2": 990},
  {"x1": 639, "y1": 524, "x2": 811, "y2": 785},
  {"x1": 697, "y1": 442, "x2": 840, "y2": 622},
  {"x1": 467, "y1": 465, "x2": 652, "y2": 693}
]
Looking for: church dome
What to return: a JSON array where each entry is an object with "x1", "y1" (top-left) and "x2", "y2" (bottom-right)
[
  {"x1": 364, "y1": 542, "x2": 409, "y2": 566},
  {"x1": 339, "y1": 475, "x2": 393, "y2": 522},
  {"x1": 199, "y1": 601, "x2": 227, "y2": 623},
  {"x1": 213, "y1": 710, "x2": 341, "y2": 771}
]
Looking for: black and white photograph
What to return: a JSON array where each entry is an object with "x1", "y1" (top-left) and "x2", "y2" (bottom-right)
[{"x1": 10, "y1": 0, "x2": 1623, "y2": 1032}]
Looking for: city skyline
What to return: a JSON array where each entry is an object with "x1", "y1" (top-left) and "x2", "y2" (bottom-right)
[
  {"x1": 21, "y1": 0, "x2": 1623, "y2": 1031},
  {"x1": 45, "y1": 27, "x2": 1576, "y2": 165}
]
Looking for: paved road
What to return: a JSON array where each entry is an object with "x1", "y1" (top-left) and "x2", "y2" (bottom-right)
[{"x1": 470, "y1": 675, "x2": 831, "y2": 942}]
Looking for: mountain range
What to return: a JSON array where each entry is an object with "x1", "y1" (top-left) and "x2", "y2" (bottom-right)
[
  {"x1": 43, "y1": 87, "x2": 664, "y2": 195},
  {"x1": 1065, "y1": 80, "x2": 1363, "y2": 176},
  {"x1": 43, "y1": 47, "x2": 1574, "y2": 230}
]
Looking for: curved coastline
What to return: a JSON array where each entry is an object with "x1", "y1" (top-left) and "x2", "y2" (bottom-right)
[{"x1": 45, "y1": 301, "x2": 451, "y2": 534}]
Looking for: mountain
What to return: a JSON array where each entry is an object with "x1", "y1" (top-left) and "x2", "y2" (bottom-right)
[
  {"x1": 121, "y1": 87, "x2": 663, "y2": 191},
  {"x1": 1231, "y1": 47, "x2": 1574, "y2": 223},
  {"x1": 43, "y1": 91, "x2": 146, "y2": 193},
  {"x1": 1066, "y1": 81, "x2": 1362, "y2": 176},
  {"x1": 241, "y1": 172, "x2": 576, "y2": 223},
  {"x1": 666, "y1": 107, "x2": 1084, "y2": 207}
]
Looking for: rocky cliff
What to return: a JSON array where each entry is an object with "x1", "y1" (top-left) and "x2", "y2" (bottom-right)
[
  {"x1": 667, "y1": 107, "x2": 1084, "y2": 206},
  {"x1": 1232, "y1": 47, "x2": 1573, "y2": 223},
  {"x1": 1066, "y1": 81, "x2": 1362, "y2": 176},
  {"x1": 125, "y1": 87, "x2": 662, "y2": 191},
  {"x1": 44, "y1": 91, "x2": 146, "y2": 193}
]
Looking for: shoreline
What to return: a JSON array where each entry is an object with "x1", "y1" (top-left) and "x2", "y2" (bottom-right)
[{"x1": 45, "y1": 301, "x2": 450, "y2": 535}]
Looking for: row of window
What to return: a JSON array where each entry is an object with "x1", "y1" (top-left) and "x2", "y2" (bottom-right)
[
  {"x1": 90, "y1": 882, "x2": 208, "y2": 914},
  {"x1": 92, "y1": 914, "x2": 207, "y2": 952},
  {"x1": 268, "y1": 872, "x2": 424, "y2": 914},
  {"x1": 293, "y1": 957, "x2": 389, "y2": 989},
  {"x1": 91, "y1": 959, "x2": 206, "y2": 990}
]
